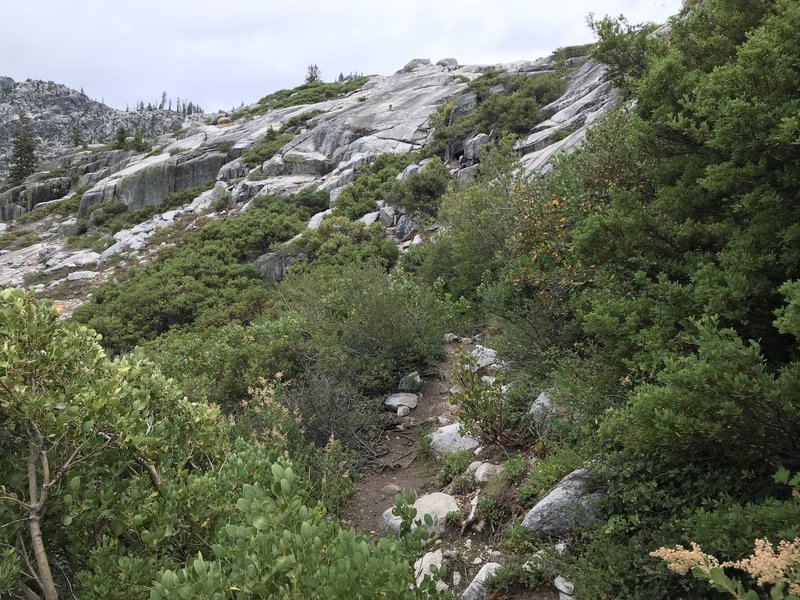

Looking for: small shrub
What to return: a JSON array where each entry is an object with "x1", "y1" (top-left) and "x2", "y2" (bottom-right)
[
  {"x1": 333, "y1": 153, "x2": 416, "y2": 220},
  {"x1": 519, "y1": 446, "x2": 583, "y2": 506},
  {"x1": 485, "y1": 559, "x2": 545, "y2": 595},
  {"x1": 437, "y1": 450, "x2": 473, "y2": 487},
  {"x1": 387, "y1": 158, "x2": 450, "y2": 219},
  {"x1": 241, "y1": 130, "x2": 295, "y2": 167},
  {"x1": 502, "y1": 456, "x2": 528, "y2": 481},
  {"x1": 501, "y1": 524, "x2": 538, "y2": 554},
  {"x1": 450, "y1": 353, "x2": 518, "y2": 446}
]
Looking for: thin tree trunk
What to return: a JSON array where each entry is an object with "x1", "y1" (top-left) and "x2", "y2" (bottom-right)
[{"x1": 27, "y1": 432, "x2": 58, "y2": 600}]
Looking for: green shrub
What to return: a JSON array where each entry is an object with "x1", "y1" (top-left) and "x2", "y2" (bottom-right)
[
  {"x1": 333, "y1": 153, "x2": 416, "y2": 220},
  {"x1": 519, "y1": 446, "x2": 584, "y2": 506},
  {"x1": 437, "y1": 450, "x2": 473, "y2": 487},
  {"x1": 73, "y1": 196, "x2": 311, "y2": 352},
  {"x1": 289, "y1": 216, "x2": 399, "y2": 272},
  {"x1": 241, "y1": 130, "x2": 295, "y2": 167},
  {"x1": 247, "y1": 77, "x2": 370, "y2": 113},
  {"x1": 387, "y1": 158, "x2": 450, "y2": 219}
]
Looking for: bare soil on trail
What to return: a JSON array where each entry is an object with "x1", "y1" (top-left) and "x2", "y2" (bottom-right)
[
  {"x1": 340, "y1": 341, "x2": 563, "y2": 600},
  {"x1": 341, "y1": 344, "x2": 461, "y2": 535}
]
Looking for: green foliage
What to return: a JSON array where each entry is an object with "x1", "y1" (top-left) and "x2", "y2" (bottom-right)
[
  {"x1": 485, "y1": 559, "x2": 545, "y2": 596},
  {"x1": 333, "y1": 152, "x2": 416, "y2": 219},
  {"x1": 437, "y1": 450, "x2": 473, "y2": 487},
  {"x1": 588, "y1": 15, "x2": 661, "y2": 93},
  {"x1": 151, "y1": 482, "x2": 449, "y2": 599},
  {"x1": 0, "y1": 291, "x2": 447, "y2": 599},
  {"x1": 405, "y1": 135, "x2": 521, "y2": 301},
  {"x1": 305, "y1": 63, "x2": 322, "y2": 83},
  {"x1": 501, "y1": 524, "x2": 539, "y2": 555},
  {"x1": 7, "y1": 113, "x2": 38, "y2": 186},
  {"x1": 242, "y1": 77, "x2": 369, "y2": 116},
  {"x1": 431, "y1": 71, "x2": 565, "y2": 153},
  {"x1": 277, "y1": 261, "x2": 450, "y2": 397},
  {"x1": 73, "y1": 193, "x2": 314, "y2": 353},
  {"x1": 387, "y1": 158, "x2": 451, "y2": 219},
  {"x1": 519, "y1": 446, "x2": 584, "y2": 506},
  {"x1": 450, "y1": 353, "x2": 517, "y2": 446},
  {"x1": 288, "y1": 216, "x2": 399, "y2": 272},
  {"x1": 241, "y1": 130, "x2": 295, "y2": 167}
]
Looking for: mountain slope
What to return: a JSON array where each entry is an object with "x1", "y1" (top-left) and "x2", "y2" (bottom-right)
[{"x1": 0, "y1": 76, "x2": 183, "y2": 178}]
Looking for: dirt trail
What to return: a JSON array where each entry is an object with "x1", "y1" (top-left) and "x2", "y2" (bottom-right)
[{"x1": 342, "y1": 344, "x2": 460, "y2": 534}]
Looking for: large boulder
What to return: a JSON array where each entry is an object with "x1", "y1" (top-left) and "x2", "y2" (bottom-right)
[
  {"x1": 528, "y1": 391, "x2": 557, "y2": 430},
  {"x1": 463, "y1": 133, "x2": 491, "y2": 163},
  {"x1": 394, "y1": 214, "x2": 418, "y2": 241},
  {"x1": 455, "y1": 165, "x2": 479, "y2": 190},
  {"x1": 461, "y1": 562, "x2": 500, "y2": 600},
  {"x1": 470, "y1": 345, "x2": 497, "y2": 371},
  {"x1": 384, "y1": 393, "x2": 418, "y2": 412},
  {"x1": 403, "y1": 58, "x2": 432, "y2": 72},
  {"x1": 399, "y1": 371, "x2": 422, "y2": 392},
  {"x1": 251, "y1": 249, "x2": 299, "y2": 282},
  {"x1": 521, "y1": 468, "x2": 604, "y2": 539},
  {"x1": 436, "y1": 58, "x2": 459, "y2": 69},
  {"x1": 449, "y1": 92, "x2": 478, "y2": 126},
  {"x1": 282, "y1": 150, "x2": 331, "y2": 176},
  {"x1": 430, "y1": 423, "x2": 480, "y2": 457},
  {"x1": 307, "y1": 208, "x2": 332, "y2": 229},
  {"x1": 379, "y1": 492, "x2": 458, "y2": 537}
]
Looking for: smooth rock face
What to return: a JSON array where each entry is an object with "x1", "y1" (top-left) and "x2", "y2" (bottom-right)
[
  {"x1": 437, "y1": 58, "x2": 459, "y2": 69},
  {"x1": 521, "y1": 468, "x2": 605, "y2": 539},
  {"x1": 471, "y1": 345, "x2": 497, "y2": 371},
  {"x1": 397, "y1": 405, "x2": 411, "y2": 417},
  {"x1": 403, "y1": 58, "x2": 432, "y2": 71},
  {"x1": 379, "y1": 492, "x2": 458, "y2": 536},
  {"x1": 66, "y1": 270, "x2": 99, "y2": 281},
  {"x1": 554, "y1": 576, "x2": 575, "y2": 595},
  {"x1": 461, "y1": 562, "x2": 500, "y2": 600},
  {"x1": 529, "y1": 392, "x2": 556, "y2": 430},
  {"x1": 474, "y1": 463, "x2": 503, "y2": 485},
  {"x1": 384, "y1": 393, "x2": 419, "y2": 412},
  {"x1": 464, "y1": 133, "x2": 491, "y2": 163},
  {"x1": 430, "y1": 423, "x2": 480, "y2": 457},
  {"x1": 359, "y1": 211, "x2": 380, "y2": 225},
  {"x1": 307, "y1": 209, "x2": 332, "y2": 229}
]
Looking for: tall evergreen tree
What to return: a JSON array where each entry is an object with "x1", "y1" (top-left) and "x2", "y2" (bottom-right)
[{"x1": 7, "y1": 113, "x2": 38, "y2": 186}]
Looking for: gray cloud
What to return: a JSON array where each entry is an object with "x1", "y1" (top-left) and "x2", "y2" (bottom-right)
[{"x1": 5, "y1": 0, "x2": 681, "y2": 111}]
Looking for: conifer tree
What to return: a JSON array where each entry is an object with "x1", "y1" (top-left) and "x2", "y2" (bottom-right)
[
  {"x1": 305, "y1": 64, "x2": 322, "y2": 84},
  {"x1": 7, "y1": 113, "x2": 37, "y2": 186}
]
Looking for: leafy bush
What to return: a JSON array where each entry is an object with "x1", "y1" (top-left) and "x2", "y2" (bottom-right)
[
  {"x1": 430, "y1": 71, "x2": 566, "y2": 154},
  {"x1": 73, "y1": 193, "x2": 315, "y2": 352},
  {"x1": 387, "y1": 158, "x2": 450, "y2": 218},
  {"x1": 288, "y1": 216, "x2": 399, "y2": 272},
  {"x1": 333, "y1": 152, "x2": 416, "y2": 219},
  {"x1": 241, "y1": 130, "x2": 295, "y2": 167},
  {"x1": 437, "y1": 450, "x2": 473, "y2": 487},
  {"x1": 254, "y1": 77, "x2": 369, "y2": 111}
]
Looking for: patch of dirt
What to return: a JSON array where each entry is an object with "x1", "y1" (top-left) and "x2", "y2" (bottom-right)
[{"x1": 341, "y1": 343, "x2": 461, "y2": 534}]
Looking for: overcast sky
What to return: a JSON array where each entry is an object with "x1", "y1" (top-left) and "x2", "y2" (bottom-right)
[{"x1": 4, "y1": 1, "x2": 681, "y2": 112}]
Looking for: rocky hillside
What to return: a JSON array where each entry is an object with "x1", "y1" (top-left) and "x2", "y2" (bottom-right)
[
  {"x1": 0, "y1": 76, "x2": 184, "y2": 178},
  {"x1": 0, "y1": 52, "x2": 611, "y2": 311}
]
